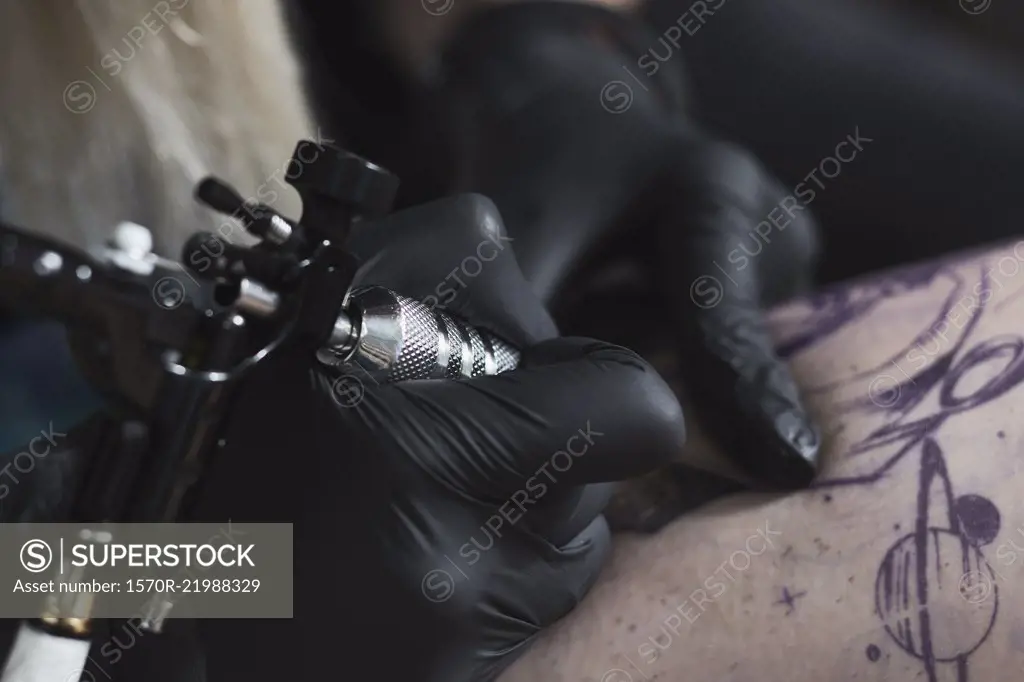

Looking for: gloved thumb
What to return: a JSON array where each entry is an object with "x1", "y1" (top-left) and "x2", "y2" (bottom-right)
[{"x1": 339, "y1": 337, "x2": 684, "y2": 504}]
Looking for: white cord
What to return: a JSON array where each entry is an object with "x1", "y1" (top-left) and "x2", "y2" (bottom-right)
[{"x1": 0, "y1": 622, "x2": 91, "y2": 682}]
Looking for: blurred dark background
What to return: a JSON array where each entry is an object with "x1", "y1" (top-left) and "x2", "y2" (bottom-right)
[{"x1": 289, "y1": 0, "x2": 1024, "y2": 288}]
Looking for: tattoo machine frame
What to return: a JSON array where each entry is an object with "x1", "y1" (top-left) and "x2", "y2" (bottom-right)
[{"x1": 0, "y1": 140, "x2": 519, "y2": 681}]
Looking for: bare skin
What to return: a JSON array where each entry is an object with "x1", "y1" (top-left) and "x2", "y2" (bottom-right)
[{"x1": 500, "y1": 239, "x2": 1024, "y2": 682}]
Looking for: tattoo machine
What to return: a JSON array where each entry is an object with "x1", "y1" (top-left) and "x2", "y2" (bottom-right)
[{"x1": 0, "y1": 141, "x2": 520, "y2": 682}]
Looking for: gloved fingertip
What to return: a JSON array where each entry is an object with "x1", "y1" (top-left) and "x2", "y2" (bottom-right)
[
  {"x1": 701, "y1": 392, "x2": 820, "y2": 489},
  {"x1": 764, "y1": 408, "x2": 820, "y2": 489},
  {"x1": 563, "y1": 513, "x2": 610, "y2": 552},
  {"x1": 534, "y1": 483, "x2": 616, "y2": 548},
  {"x1": 681, "y1": 307, "x2": 821, "y2": 488},
  {"x1": 516, "y1": 337, "x2": 686, "y2": 481}
]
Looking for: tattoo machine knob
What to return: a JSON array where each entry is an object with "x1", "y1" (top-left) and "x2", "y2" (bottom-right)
[{"x1": 284, "y1": 141, "x2": 400, "y2": 243}]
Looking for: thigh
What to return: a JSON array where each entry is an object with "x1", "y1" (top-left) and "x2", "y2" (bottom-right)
[{"x1": 501, "y1": 237, "x2": 1024, "y2": 681}]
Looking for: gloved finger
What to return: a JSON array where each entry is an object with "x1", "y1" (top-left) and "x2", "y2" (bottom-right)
[
  {"x1": 346, "y1": 193, "x2": 557, "y2": 348},
  {"x1": 530, "y1": 514, "x2": 611, "y2": 622},
  {"x1": 347, "y1": 337, "x2": 684, "y2": 503},
  {"x1": 655, "y1": 136, "x2": 820, "y2": 489},
  {"x1": 488, "y1": 512, "x2": 610, "y2": 652},
  {"x1": 750, "y1": 175, "x2": 821, "y2": 306},
  {"x1": 526, "y1": 482, "x2": 616, "y2": 548}
]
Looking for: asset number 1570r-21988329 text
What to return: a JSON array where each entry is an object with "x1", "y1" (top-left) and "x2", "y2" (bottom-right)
[{"x1": 126, "y1": 578, "x2": 261, "y2": 593}]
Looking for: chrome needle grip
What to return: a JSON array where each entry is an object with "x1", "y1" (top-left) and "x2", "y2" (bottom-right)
[{"x1": 318, "y1": 286, "x2": 520, "y2": 382}]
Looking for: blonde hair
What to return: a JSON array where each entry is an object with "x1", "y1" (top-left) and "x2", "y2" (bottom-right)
[{"x1": 0, "y1": 0, "x2": 315, "y2": 258}]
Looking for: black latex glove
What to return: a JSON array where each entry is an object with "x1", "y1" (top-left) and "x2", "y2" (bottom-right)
[
  {"x1": 430, "y1": 1, "x2": 821, "y2": 488},
  {"x1": 0, "y1": 196, "x2": 682, "y2": 682},
  {"x1": 183, "y1": 194, "x2": 685, "y2": 682}
]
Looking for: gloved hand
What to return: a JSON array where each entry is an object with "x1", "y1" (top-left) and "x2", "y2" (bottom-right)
[
  {"x1": 429, "y1": 1, "x2": 822, "y2": 488},
  {"x1": 186, "y1": 194, "x2": 685, "y2": 682}
]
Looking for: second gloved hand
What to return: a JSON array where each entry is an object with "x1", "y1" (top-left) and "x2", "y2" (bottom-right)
[{"x1": 429, "y1": 1, "x2": 822, "y2": 488}]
